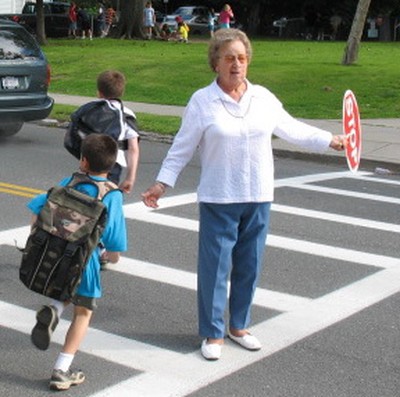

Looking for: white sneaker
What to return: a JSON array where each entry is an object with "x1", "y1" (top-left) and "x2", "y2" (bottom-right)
[
  {"x1": 227, "y1": 331, "x2": 262, "y2": 351},
  {"x1": 201, "y1": 339, "x2": 222, "y2": 360}
]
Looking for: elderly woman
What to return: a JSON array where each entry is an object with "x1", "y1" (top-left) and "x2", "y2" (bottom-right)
[{"x1": 142, "y1": 29, "x2": 346, "y2": 360}]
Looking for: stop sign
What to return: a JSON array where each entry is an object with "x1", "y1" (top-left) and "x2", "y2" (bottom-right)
[{"x1": 343, "y1": 90, "x2": 362, "y2": 172}]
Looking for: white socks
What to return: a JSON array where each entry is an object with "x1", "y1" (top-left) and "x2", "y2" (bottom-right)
[
  {"x1": 54, "y1": 352, "x2": 74, "y2": 372},
  {"x1": 50, "y1": 299, "x2": 65, "y2": 318}
]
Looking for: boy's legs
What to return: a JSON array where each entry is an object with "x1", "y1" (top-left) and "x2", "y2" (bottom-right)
[
  {"x1": 62, "y1": 304, "x2": 93, "y2": 354},
  {"x1": 50, "y1": 296, "x2": 95, "y2": 391}
]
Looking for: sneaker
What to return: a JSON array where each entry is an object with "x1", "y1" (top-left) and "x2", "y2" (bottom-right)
[
  {"x1": 31, "y1": 305, "x2": 58, "y2": 350},
  {"x1": 49, "y1": 369, "x2": 85, "y2": 391}
]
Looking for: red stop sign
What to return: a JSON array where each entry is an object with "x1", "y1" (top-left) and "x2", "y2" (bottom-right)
[{"x1": 343, "y1": 90, "x2": 362, "y2": 172}]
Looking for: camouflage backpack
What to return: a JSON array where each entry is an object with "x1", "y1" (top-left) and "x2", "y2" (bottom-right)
[{"x1": 19, "y1": 173, "x2": 118, "y2": 301}]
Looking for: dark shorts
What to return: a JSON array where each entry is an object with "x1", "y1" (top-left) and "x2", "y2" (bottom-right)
[{"x1": 71, "y1": 294, "x2": 97, "y2": 311}]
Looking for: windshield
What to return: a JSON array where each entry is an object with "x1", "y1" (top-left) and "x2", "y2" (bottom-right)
[{"x1": 173, "y1": 7, "x2": 193, "y2": 18}]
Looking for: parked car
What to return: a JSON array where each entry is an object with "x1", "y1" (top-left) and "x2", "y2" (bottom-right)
[
  {"x1": 187, "y1": 15, "x2": 217, "y2": 35},
  {"x1": 169, "y1": 6, "x2": 209, "y2": 21},
  {"x1": 1, "y1": 1, "x2": 70, "y2": 38},
  {"x1": 0, "y1": 19, "x2": 53, "y2": 137}
]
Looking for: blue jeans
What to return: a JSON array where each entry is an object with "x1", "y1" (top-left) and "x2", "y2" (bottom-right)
[{"x1": 198, "y1": 202, "x2": 271, "y2": 339}]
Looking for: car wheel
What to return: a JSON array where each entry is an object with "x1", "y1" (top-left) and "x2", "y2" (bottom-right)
[{"x1": 0, "y1": 122, "x2": 24, "y2": 137}]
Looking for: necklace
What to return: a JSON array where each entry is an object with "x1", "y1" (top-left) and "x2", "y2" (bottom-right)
[{"x1": 220, "y1": 97, "x2": 252, "y2": 119}]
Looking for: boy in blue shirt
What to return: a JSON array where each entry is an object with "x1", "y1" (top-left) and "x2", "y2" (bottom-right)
[{"x1": 28, "y1": 134, "x2": 127, "y2": 391}]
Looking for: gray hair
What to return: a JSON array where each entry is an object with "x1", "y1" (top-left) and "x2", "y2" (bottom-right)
[{"x1": 208, "y1": 29, "x2": 253, "y2": 72}]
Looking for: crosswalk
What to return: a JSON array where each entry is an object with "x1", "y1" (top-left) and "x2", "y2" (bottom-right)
[{"x1": 1, "y1": 170, "x2": 400, "y2": 396}]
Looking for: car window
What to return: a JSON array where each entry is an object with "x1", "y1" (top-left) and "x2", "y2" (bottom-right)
[
  {"x1": 0, "y1": 29, "x2": 41, "y2": 59},
  {"x1": 51, "y1": 4, "x2": 69, "y2": 14},
  {"x1": 194, "y1": 8, "x2": 207, "y2": 16},
  {"x1": 23, "y1": 4, "x2": 36, "y2": 14},
  {"x1": 23, "y1": 3, "x2": 53, "y2": 14},
  {"x1": 174, "y1": 7, "x2": 191, "y2": 18}
]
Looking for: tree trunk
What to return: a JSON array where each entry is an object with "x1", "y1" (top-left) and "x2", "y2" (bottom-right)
[
  {"x1": 117, "y1": 0, "x2": 145, "y2": 39},
  {"x1": 36, "y1": 0, "x2": 47, "y2": 45},
  {"x1": 246, "y1": 2, "x2": 261, "y2": 36},
  {"x1": 342, "y1": 0, "x2": 372, "y2": 65}
]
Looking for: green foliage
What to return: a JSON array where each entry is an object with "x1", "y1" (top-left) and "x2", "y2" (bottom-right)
[{"x1": 45, "y1": 37, "x2": 400, "y2": 122}]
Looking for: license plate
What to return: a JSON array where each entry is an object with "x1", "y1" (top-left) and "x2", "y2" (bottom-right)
[{"x1": 2, "y1": 76, "x2": 20, "y2": 90}]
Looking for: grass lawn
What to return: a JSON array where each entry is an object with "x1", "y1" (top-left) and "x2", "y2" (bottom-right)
[{"x1": 44, "y1": 37, "x2": 400, "y2": 135}]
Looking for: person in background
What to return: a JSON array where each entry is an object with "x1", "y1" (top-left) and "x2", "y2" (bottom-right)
[
  {"x1": 330, "y1": 12, "x2": 342, "y2": 40},
  {"x1": 143, "y1": 1, "x2": 156, "y2": 40},
  {"x1": 68, "y1": 1, "x2": 77, "y2": 38},
  {"x1": 141, "y1": 28, "x2": 347, "y2": 361},
  {"x1": 177, "y1": 20, "x2": 190, "y2": 43},
  {"x1": 219, "y1": 4, "x2": 234, "y2": 29},
  {"x1": 66, "y1": 70, "x2": 140, "y2": 194},
  {"x1": 97, "y1": 2, "x2": 107, "y2": 37},
  {"x1": 160, "y1": 23, "x2": 173, "y2": 41},
  {"x1": 208, "y1": 8, "x2": 216, "y2": 38},
  {"x1": 104, "y1": 4, "x2": 116, "y2": 37},
  {"x1": 77, "y1": 6, "x2": 92, "y2": 40}
]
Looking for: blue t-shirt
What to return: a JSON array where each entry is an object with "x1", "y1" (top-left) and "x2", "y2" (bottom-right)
[{"x1": 27, "y1": 175, "x2": 127, "y2": 298}]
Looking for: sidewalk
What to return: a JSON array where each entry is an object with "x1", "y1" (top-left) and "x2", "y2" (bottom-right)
[{"x1": 50, "y1": 93, "x2": 400, "y2": 171}]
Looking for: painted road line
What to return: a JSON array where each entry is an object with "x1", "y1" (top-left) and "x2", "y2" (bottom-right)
[
  {"x1": 294, "y1": 184, "x2": 400, "y2": 205},
  {"x1": 272, "y1": 203, "x2": 400, "y2": 233},
  {"x1": 356, "y1": 175, "x2": 400, "y2": 186},
  {"x1": 274, "y1": 170, "x2": 370, "y2": 188},
  {"x1": 0, "y1": 226, "x2": 30, "y2": 246},
  {"x1": 112, "y1": 257, "x2": 312, "y2": 313},
  {"x1": 0, "y1": 301, "x2": 181, "y2": 372},
  {"x1": 0, "y1": 182, "x2": 44, "y2": 198},
  {"x1": 124, "y1": 206, "x2": 399, "y2": 270}
]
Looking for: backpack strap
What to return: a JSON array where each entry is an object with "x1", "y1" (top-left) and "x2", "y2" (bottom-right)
[
  {"x1": 68, "y1": 172, "x2": 119, "y2": 201},
  {"x1": 51, "y1": 242, "x2": 80, "y2": 301},
  {"x1": 113, "y1": 98, "x2": 141, "y2": 141}
]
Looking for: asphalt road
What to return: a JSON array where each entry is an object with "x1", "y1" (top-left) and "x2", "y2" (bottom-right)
[{"x1": 1, "y1": 123, "x2": 400, "y2": 397}]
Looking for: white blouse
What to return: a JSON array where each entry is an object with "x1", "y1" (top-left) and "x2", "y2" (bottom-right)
[{"x1": 156, "y1": 80, "x2": 332, "y2": 203}]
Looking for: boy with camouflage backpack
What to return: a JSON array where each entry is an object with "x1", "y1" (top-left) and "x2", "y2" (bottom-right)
[{"x1": 24, "y1": 134, "x2": 127, "y2": 391}]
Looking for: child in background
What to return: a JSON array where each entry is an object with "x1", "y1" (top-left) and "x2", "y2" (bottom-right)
[
  {"x1": 208, "y1": 8, "x2": 216, "y2": 38},
  {"x1": 219, "y1": 4, "x2": 234, "y2": 29},
  {"x1": 143, "y1": 1, "x2": 156, "y2": 39},
  {"x1": 65, "y1": 70, "x2": 140, "y2": 195},
  {"x1": 177, "y1": 20, "x2": 190, "y2": 42},
  {"x1": 96, "y1": 71, "x2": 140, "y2": 193},
  {"x1": 160, "y1": 23, "x2": 173, "y2": 40}
]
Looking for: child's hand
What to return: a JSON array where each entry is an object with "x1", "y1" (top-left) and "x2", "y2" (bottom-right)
[{"x1": 119, "y1": 179, "x2": 134, "y2": 194}]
